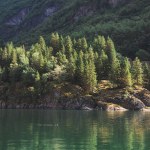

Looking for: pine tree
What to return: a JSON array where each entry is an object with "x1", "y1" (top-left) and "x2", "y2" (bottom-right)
[
  {"x1": 11, "y1": 49, "x2": 18, "y2": 67},
  {"x1": 56, "y1": 52, "x2": 68, "y2": 66},
  {"x1": 83, "y1": 59, "x2": 90, "y2": 91},
  {"x1": 65, "y1": 36, "x2": 73, "y2": 59},
  {"x1": 46, "y1": 47, "x2": 53, "y2": 60},
  {"x1": 9, "y1": 49, "x2": 19, "y2": 83},
  {"x1": 73, "y1": 39, "x2": 77, "y2": 48},
  {"x1": 50, "y1": 33, "x2": 59, "y2": 54},
  {"x1": 93, "y1": 35, "x2": 106, "y2": 54},
  {"x1": 39, "y1": 36, "x2": 46, "y2": 56},
  {"x1": 73, "y1": 49, "x2": 78, "y2": 62},
  {"x1": 6, "y1": 42, "x2": 14, "y2": 59},
  {"x1": 83, "y1": 47, "x2": 97, "y2": 92},
  {"x1": 96, "y1": 50, "x2": 108, "y2": 80},
  {"x1": 120, "y1": 57, "x2": 132, "y2": 87},
  {"x1": 143, "y1": 63, "x2": 150, "y2": 88},
  {"x1": 76, "y1": 38, "x2": 82, "y2": 50},
  {"x1": 1, "y1": 48, "x2": 8, "y2": 67},
  {"x1": 76, "y1": 51, "x2": 84, "y2": 85},
  {"x1": 107, "y1": 37, "x2": 121, "y2": 85},
  {"x1": 98, "y1": 36, "x2": 106, "y2": 50},
  {"x1": 39, "y1": 52, "x2": 45, "y2": 70},
  {"x1": 59, "y1": 36, "x2": 65, "y2": 54},
  {"x1": 66, "y1": 53, "x2": 76, "y2": 81},
  {"x1": 81, "y1": 37, "x2": 88, "y2": 51},
  {"x1": 88, "y1": 47, "x2": 97, "y2": 91},
  {"x1": 132, "y1": 57, "x2": 143, "y2": 86}
]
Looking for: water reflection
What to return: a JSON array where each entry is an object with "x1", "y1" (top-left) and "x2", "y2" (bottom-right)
[{"x1": 0, "y1": 110, "x2": 150, "y2": 150}]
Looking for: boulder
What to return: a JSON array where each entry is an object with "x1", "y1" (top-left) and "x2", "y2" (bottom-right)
[
  {"x1": 134, "y1": 89, "x2": 150, "y2": 107},
  {"x1": 97, "y1": 101, "x2": 127, "y2": 111},
  {"x1": 106, "y1": 96, "x2": 145, "y2": 110}
]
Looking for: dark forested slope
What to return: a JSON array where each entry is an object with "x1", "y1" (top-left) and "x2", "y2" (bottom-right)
[{"x1": 0, "y1": 0, "x2": 150, "y2": 59}]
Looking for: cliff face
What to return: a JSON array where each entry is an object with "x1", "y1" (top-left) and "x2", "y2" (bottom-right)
[{"x1": 5, "y1": 8, "x2": 29, "y2": 26}]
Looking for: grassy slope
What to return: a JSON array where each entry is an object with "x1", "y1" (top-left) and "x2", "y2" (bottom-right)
[{"x1": 0, "y1": 0, "x2": 150, "y2": 59}]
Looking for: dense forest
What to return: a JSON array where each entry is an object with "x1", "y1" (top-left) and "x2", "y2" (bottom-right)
[{"x1": 0, "y1": 33, "x2": 150, "y2": 100}]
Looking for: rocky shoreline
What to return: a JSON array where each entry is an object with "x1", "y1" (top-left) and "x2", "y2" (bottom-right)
[
  {"x1": 0, "y1": 99, "x2": 128, "y2": 111},
  {"x1": 1, "y1": 83, "x2": 150, "y2": 111},
  {"x1": 0, "y1": 91, "x2": 149, "y2": 111}
]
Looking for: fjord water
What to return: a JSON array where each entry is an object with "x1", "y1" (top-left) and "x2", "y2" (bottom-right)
[{"x1": 0, "y1": 110, "x2": 150, "y2": 150}]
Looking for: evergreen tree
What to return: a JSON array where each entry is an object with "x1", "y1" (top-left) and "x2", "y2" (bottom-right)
[
  {"x1": 73, "y1": 49, "x2": 78, "y2": 62},
  {"x1": 50, "y1": 33, "x2": 59, "y2": 53},
  {"x1": 76, "y1": 38, "x2": 82, "y2": 50},
  {"x1": 56, "y1": 52, "x2": 68, "y2": 66},
  {"x1": 96, "y1": 50, "x2": 108, "y2": 80},
  {"x1": 83, "y1": 47, "x2": 97, "y2": 92},
  {"x1": 66, "y1": 54, "x2": 76, "y2": 81},
  {"x1": 39, "y1": 52, "x2": 45, "y2": 71},
  {"x1": 98, "y1": 36, "x2": 106, "y2": 50},
  {"x1": 65, "y1": 36, "x2": 73, "y2": 59},
  {"x1": 120, "y1": 57, "x2": 132, "y2": 87},
  {"x1": 6, "y1": 42, "x2": 14, "y2": 60},
  {"x1": 45, "y1": 47, "x2": 53, "y2": 60},
  {"x1": 81, "y1": 37, "x2": 88, "y2": 51},
  {"x1": 76, "y1": 50, "x2": 84, "y2": 85},
  {"x1": 93, "y1": 35, "x2": 106, "y2": 54},
  {"x1": 107, "y1": 37, "x2": 121, "y2": 85},
  {"x1": 1, "y1": 48, "x2": 8, "y2": 67},
  {"x1": 132, "y1": 57, "x2": 143, "y2": 86},
  {"x1": 59, "y1": 36, "x2": 65, "y2": 54},
  {"x1": 39, "y1": 36, "x2": 46, "y2": 56},
  {"x1": 73, "y1": 39, "x2": 77, "y2": 48},
  {"x1": 143, "y1": 63, "x2": 150, "y2": 88},
  {"x1": 11, "y1": 49, "x2": 18, "y2": 67}
]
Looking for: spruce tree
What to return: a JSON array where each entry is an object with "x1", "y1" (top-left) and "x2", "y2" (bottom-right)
[
  {"x1": 1, "y1": 48, "x2": 8, "y2": 67},
  {"x1": 50, "y1": 33, "x2": 59, "y2": 53},
  {"x1": 65, "y1": 36, "x2": 73, "y2": 59},
  {"x1": 100, "y1": 36, "x2": 106, "y2": 50},
  {"x1": 59, "y1": 36, "x2": 65, "y2": 54},
  {"x1": 6, "y1": 42, "x2": 14, "y2": 60},
  {"x1": 81, "y1": 37, "x2": 88, "y2": 51},
  {"x1": 39, "y1": 36, "x2": 46, "y2": 56},
  {"x1": 143, "y1": 63, "x2": 150, "y2": 88},
  {"x1": 76, "y1": 51, "x2": 84, "y2": 85},
  {"x1": 121, "y1": 57, "x2": 132, "y2": 87},
  {"x1": 93, "y1": 35, "x2": 106, "y2": 54},
  {"x1": 39, "y1": 52, "x2": 45, "y2": 71},
  {"x1": 56, "y1": 52, "x2": 68, "y2": 66},
  {"x1": 83, "y1": 47, "x2": 97, "y2": 92},
  {"x1": 76, "y1": 38, "x2": 82, "y2": 50},
  {"x1": 67, "y1": 53, "x2": 76, "y2": 81},
  {"x1": 132, "y1": 57, "x2": 143, "y2": 86},
  {"x1": 11, "y1": 49, "x2": 18, "y2": 67},
  {"x1": 107, "y1": 37, "x2": 121, "y2": 85},
  {"x1": 96, "y1": 50, "x2": 108, "y2": 80}
]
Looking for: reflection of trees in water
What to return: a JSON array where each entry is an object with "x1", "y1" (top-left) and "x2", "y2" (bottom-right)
[
  {"x1": 96, "y1": 112, "x2": 150, "y2": 150},
  {"x1": 0, "y1": 110, "x2": 150, "y2": 149}
]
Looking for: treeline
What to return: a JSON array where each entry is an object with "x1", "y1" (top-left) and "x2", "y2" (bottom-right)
[{"x1": 0, "y1": 33, "x2": 150, "y2": 94}]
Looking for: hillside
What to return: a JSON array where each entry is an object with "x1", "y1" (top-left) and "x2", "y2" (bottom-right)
[{"x1": 0, "y1": 0, "x2": 150, "y2": 59}]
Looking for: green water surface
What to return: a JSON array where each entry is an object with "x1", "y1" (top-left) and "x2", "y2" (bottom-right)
[{"x1": 0, "y1": 110, "x2": 150, "y2": 150}]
